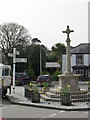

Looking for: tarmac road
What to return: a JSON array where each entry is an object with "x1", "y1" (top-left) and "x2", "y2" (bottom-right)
[{"x1": 1, "y1": 89, "x2": 89, "y2": 119}]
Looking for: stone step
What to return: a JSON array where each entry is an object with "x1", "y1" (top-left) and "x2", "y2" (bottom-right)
[
  {"x1": 40, "y1": 94, "x2": 61, "y2": 102},
  {"x1": 40, "y1": 90, "x2": 90, "y2": 103},
  {"x1": 50, "y1": 88, "x2": 61, "y2": 94},
  {"x1": 45, "y1": 92, "x2": 60, "y2": 98},
  {"x1": 41, "y1": 94, "x2": 90, "y2": 102}
]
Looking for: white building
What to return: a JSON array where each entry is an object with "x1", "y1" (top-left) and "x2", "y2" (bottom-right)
[
  {"x1": 0, "y1": 50, "x2": 2, "y2": 63},
  {"x1": 62, "y1": 43, "x2": 90, "y2": 79}
]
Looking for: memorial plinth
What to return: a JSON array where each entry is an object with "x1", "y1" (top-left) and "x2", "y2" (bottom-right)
[
  {"x1": 58, "y1": 74, "x2": 80, "y2": 91},
  {"x1": 58, "y1": 26, "x2": 80, "y2": 91}
]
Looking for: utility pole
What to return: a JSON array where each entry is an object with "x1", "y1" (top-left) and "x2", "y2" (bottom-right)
[{"x1": 40, "y1": 46, "x2": 42, "y2": 75}]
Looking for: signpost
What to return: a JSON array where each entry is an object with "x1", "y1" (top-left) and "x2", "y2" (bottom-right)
[
  {"x1": 15, "y1": 58, "x2": 27, "y2": 63},
  {"x1": 8, "y1": 48, "x2": 27, "y2": 93}
]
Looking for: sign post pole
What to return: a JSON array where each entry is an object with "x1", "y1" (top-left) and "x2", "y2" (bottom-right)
[
  {"x1": 8, "y1": 48, "x2": 27, "y2": 93},
  {"x1": 13, "y1": 48, "x2": 16, "y2": 93}
]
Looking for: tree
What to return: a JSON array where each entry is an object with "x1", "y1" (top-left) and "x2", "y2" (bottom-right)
[
  {"x1": 26, "y1": 44, "x2": 46, "y2": 76},
  {"x1": 0, "y1": 22, "x2": 32, "y2": 64},
  {"x1": 51, "y1": 43, "x2": 66, "y2": 64}
]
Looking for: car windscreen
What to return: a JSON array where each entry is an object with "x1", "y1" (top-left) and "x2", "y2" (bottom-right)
[{"x1": 39, "y1": 76, "x2": 49, "y2": 81}]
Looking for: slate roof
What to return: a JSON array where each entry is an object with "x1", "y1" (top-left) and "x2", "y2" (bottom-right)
[
  {"x1": 72, "y1": 64, "x2": 89, "y2": 69},
  {"x1": 71, "y1": 43, "x2": 90, "y2": 54},
  {"x1": 45, "y1": 62, "x2": 60, "y2": 68}
]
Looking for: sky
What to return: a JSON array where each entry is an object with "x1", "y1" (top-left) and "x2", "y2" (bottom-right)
[{"x1": 0, "y1": 0, "x2": 89, "y2": 49}]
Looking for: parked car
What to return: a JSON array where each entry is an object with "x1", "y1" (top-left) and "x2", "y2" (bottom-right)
[
  {"x1": 37, "y1": 75, "x2": 51, "y2": 87},
  {"x1": 15, "y1": 73, "x2": 30, "y2": 85}
]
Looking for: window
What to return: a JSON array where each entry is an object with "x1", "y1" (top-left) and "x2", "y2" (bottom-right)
[
  {"x1": 2, "y1": 68, "x2": 10, "y2": 76},
  {"x1": 76, "y1": 54, "x2": 83, "y2": 64}
]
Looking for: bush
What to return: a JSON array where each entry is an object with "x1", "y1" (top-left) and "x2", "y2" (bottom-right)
[{"x1": 50, "y1": 70, "x2": 61, "y2": 81}]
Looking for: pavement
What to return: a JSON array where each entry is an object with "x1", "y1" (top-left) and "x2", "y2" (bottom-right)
[{"x1": 6, "y1": 86, "x2": 90, "y2": 111}]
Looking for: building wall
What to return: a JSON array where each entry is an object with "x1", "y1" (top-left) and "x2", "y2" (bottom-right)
[
  {"x1": 62, "y1": 54, "x2": 66, "y2": 73},
  {"x1": 62, "y1": 53, "x2": 90, "y2": 77},
  {"x1": 0, "y1": 50, "x2": 2, "y2": 63},
  {"x1": 84, "y1": 54, "x2": 89, "y2": 66},
  {"x1": 71, "y1": 54, "x2": 76, "y2": 72},
  {"x1": 62, "y1": 54, "x2": 76, "y2": 73},
  {"x1": 88, "y1": 54, "x2": 90, "y2": 65}
]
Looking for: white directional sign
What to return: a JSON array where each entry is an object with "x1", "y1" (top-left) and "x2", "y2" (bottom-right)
[
  {"x1": 16, "y1": 51, "x2": 19, "y2": 55},
  {"x1": 8, "y1": 48, "x2": 27, "y2": 93},
  {"x1": 16, "y1": 58, "x2": 27, "y2": 63},
  {"x1": 8, "y1": 53, "x2": 13, "y2": 57}
]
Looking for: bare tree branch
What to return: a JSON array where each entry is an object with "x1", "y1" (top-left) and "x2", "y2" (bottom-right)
[{"x1": 0, "y1": 22, "x2": 32, "y2": 63}]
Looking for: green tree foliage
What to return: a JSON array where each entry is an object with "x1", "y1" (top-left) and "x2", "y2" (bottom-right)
[
  {"x1": 26, "y1": 44, "x2": 46, "y2": 76},
  {"x1": 51, "y1": 43, "x2": 66, "y2": 64},
  {"x1": 50, "y1": 70, "x2": 62, "y2": 81},
  {"x1": 51, "y1": 43, "x2": 66, "y2": 58}
]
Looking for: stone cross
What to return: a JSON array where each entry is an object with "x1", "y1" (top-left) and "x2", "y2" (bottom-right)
[
  {"x1": 62, "y1": 26, "x2": 74, "y2": 75},
  {"x1": 62, "y1": 26, "x2": 74, "y2": 41}
]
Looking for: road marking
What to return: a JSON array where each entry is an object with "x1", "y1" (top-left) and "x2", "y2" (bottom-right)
[
  {"x1": 10, "y1": 105, "x2": 18, "y2": 107},
  {"x1": 1, "y1": 105, "x2": 18, "y2": 109},
  {"x1": 58, "y1": 111, "x2": 65, "y2": 113},
  {"x1": 70, "y1": 111, "x2": 79, "y2": 113},
  {"x1": 48, "y1": 113, "x2": 56, "y2": 117}
]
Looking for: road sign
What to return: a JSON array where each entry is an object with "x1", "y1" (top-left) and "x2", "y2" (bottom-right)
[
  {"x1": 8, "y1": 48, "x2": 27, "y2": 93},
  {"x1": 16, "y1": 51, "x2": 19, "y2": 55},
  {"x1": 16, "y1": 58, "x2": 27, "y2": 63},
  {"x1": 8, "y1": 53, "x2": 13, "y2": 57}
]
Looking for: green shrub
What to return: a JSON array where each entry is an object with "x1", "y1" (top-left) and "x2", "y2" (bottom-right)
[{"x1": 50, "y1": 70, "x2": 62, "y2": 81}]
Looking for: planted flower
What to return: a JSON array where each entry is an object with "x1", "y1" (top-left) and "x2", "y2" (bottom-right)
[
  {"x1": 60, "y1": 85, "x2": 71, "y2": 106},
  {"x1": 31, "y1": 85, "x2": 40, "y2": 103},
  {"x1": 25, "y1": 83, "x2": 34, "y2": 98},
  {"x1": 61, "y1": 85, "x2": 71, "y2": 95},
  {"x1": 42, "y1": 83, "x2": 50, "y2": 93}
]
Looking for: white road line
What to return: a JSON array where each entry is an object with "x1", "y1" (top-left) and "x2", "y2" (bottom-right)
[
  {"x1": 70, "y1": 111, "x2": 79, "y2": 113},
  {"x1": 1, "y1": 105, "x2": 18, "y2": 109},
  {"x1": 10, "y1": 105, "x2": 18, "y2": 107},
  {"x1": 49, "y1": 113, "x2": 56, "y2": 117},
  {"x1": 58, "y1": 111, "x2": 65, "y2": 113}
]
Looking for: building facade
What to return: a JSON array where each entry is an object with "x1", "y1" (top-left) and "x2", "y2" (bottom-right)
[
  {"x1": 0, "y1": 50, "x2": 2, "y2": 63},
  {"x1": 62, "y1": 43, "x2": 90, "y2": 79}
]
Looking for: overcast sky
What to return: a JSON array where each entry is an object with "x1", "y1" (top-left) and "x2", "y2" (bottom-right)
[{"x1": 0, "y1": 0, "x2": 89, "y2": 49}]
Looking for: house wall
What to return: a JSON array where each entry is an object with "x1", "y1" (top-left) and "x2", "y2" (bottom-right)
[
  {"x1": 71, "y1": 54, "x2": 76, "y2": 72},
  {"x1": 88, "y1": 54, "x2": 90, "y2": 65},
  {"x1": 62, "y1": 54, "x2": 76, "y2": 73},
  {"x1": 62, "y1": 55, "x2": 66, "y2": 73},
  {"x1": 0, "y1": 50, "x2": 2, "y2": 63},
  {"x1": 84, "y1": 54, "x2": 89, "y2": 66},
  {"x1": 88, "y1": 54, "x2": 90, "y2": 77}
]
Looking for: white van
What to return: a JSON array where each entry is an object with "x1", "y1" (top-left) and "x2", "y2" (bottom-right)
[{"x1": 0, "y1": 63, "x2": 11, "y2": 96}]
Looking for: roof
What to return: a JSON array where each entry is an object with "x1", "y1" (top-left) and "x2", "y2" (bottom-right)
[
  {"x1": 71, "y1": 43, "x2": 90, "y2": 54},
  {"x1": 45, "y1": 62, "x2": 60, "y2": 68},
  {"x1": 72, "y1": 64, "x2": 89, "y2": 69},
  {"x1": 0, "y1": 63, "x2": 11, "y2": 69}
]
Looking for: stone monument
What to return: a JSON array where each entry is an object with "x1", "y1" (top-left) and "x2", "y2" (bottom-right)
[{"x1": 58, "y1": 26, "x2": 80, "y2": 91}]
